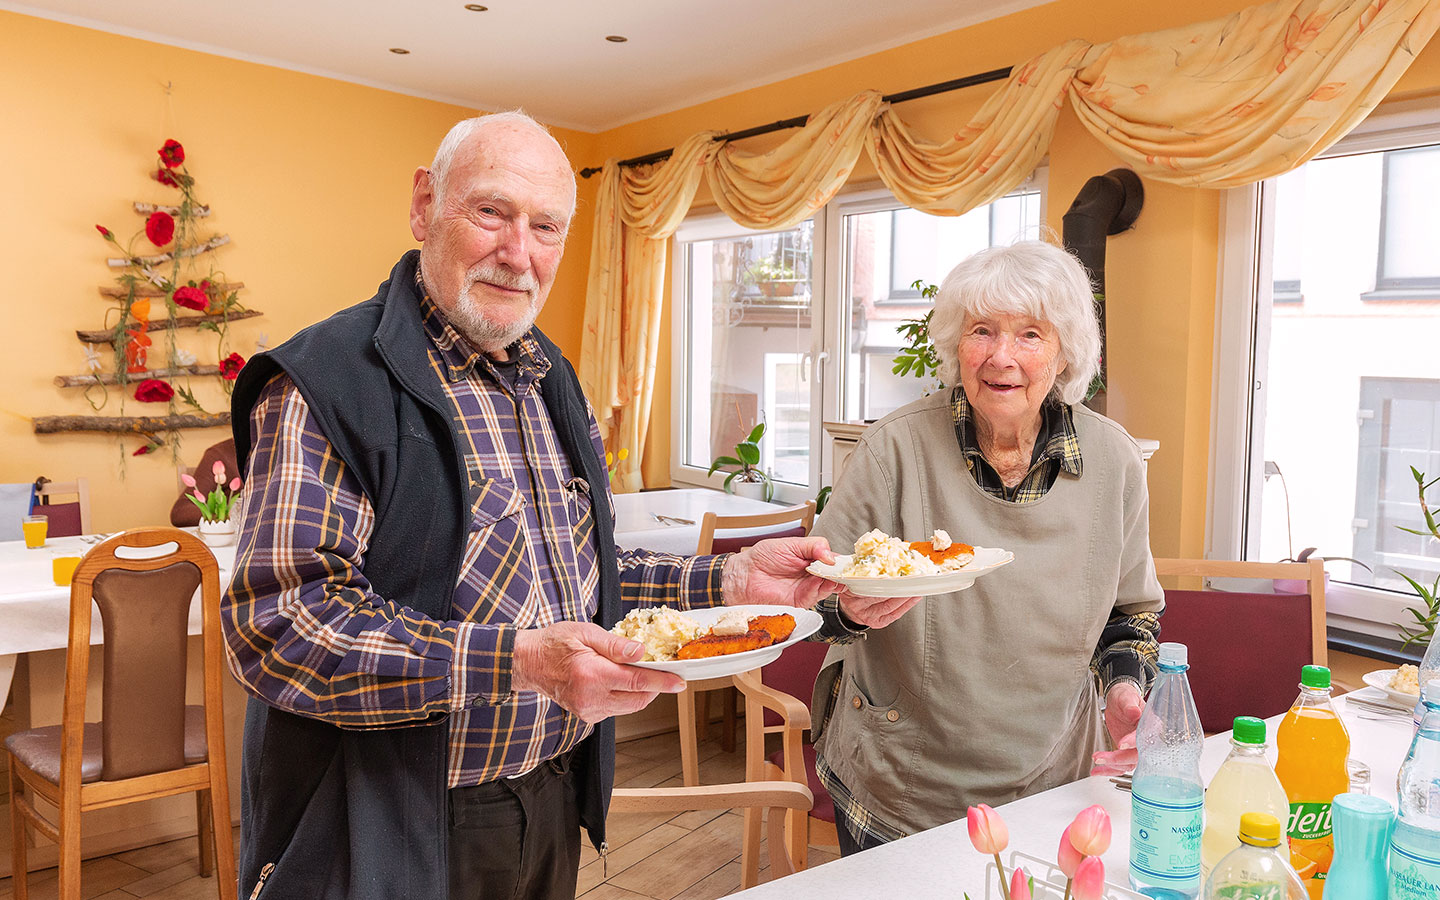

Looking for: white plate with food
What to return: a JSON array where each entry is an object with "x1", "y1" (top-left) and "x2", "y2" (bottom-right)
[
  {"x1": 612, "y1": 604, "x2": 824, "y2": 681},
  {"x1": 1362, "y1": 666, "x2": 1421, "y2": 708},
  {"x1": 804, "y1": 528, "x2": 1013, "y2": 598}
]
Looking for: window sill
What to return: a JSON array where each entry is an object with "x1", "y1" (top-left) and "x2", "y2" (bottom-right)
[
  {"x1": 1328, "y1": 627, "x2": 1421, "y2": 665},
  {"x1": 1359, "y1": 287, "x2": 1440, "y2": 302}
]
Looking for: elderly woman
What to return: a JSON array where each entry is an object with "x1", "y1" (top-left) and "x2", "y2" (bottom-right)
[{"x1": 811, "y1": 240, "x2": 1164, "y2": 854}]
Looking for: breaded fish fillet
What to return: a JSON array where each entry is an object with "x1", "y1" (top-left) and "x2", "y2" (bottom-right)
[
  {"x1": 675, "y1": 629, "x2": 774, "y2": 659},
  {"x1": 747, "y1": 613, "x2": 796, "y2": 643}
]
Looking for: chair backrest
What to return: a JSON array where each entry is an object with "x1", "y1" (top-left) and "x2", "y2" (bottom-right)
[
  {"x1": 1151, "y1": 557, "x2": 1326, "y2": 732},
  {"x1": 696, "y1": 501, "x2": 816, "y2": 555},
  {"x1": 760, "y1": 641, "x2": 830, "y2": 729},
  {"x1": 36, "y1": 477, "x2": 91, "y2": 537},
  {"x1": 63, "y1": 527, "x2": 223, "y2": 783}
]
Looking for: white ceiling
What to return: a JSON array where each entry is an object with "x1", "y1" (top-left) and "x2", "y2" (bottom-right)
[{"x1": 7, "y1": 0, "x2": 1050, "y2": 132}]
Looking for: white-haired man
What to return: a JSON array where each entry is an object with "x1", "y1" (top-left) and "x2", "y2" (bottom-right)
[{"x1": 223, "y1": 112, "x2": 915, "y2": 900}]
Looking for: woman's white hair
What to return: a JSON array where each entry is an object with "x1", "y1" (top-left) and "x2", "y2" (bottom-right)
[
  {"x1": 428, "y1": 110, "x2": 575, "y2": 214},
  {"x1": 929, "y1": 240, "x2": 1102, "y2": 407}
]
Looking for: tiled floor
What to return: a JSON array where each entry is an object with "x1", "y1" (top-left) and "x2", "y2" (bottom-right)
[{"x1": 0, "y1": 730, "x2": 837, "y2": 900}]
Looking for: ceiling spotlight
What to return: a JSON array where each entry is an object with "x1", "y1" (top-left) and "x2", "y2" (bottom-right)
[
  {"x1": 605, "y1": 35, "x2": 628, "y2": 43},
  {"x1": 389, "y1": 47, "x2": 410, "y2": 54},
  {"x1": 463, "y1": 4, "x2": 487, "y2": 10}
]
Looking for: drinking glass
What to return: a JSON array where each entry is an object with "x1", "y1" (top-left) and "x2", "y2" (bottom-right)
[
  {"x1": 22, "y1": 514, "x2": 47, "y2": 549},
  {"x1": 1347, "y1": 757, "x2": 1371, "y2": 795},
  {"x1": 51, "y1": 554, "x2": 81, "y2": 586}
]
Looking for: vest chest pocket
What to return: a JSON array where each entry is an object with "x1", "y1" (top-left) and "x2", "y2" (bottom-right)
[{"x1": 467, "y1": 477, "x2": 527, "y2": 532}]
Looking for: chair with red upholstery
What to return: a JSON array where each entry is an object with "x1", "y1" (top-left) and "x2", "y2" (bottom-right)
[
  {"x1": 33, "y1": 478, "x2": 91, "y2": 538},
  {"x1": 1152, "y1": 557, "x2": 1327, "y2": 733},
  {"x1": 678, "y1": 501, "x2": 815, "y2": 786}
]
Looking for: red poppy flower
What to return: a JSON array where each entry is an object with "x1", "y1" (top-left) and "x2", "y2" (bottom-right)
[
  {"x1": 155, "y1": 167, "x2": 179, "y2": 187},
  {"x1": 95, "y1": 224, "x2": 112, "y2": 239},
  {"x1": 134, "y1": 378, "x2": 175, "y2": 403},
  {"x1": 159, "y1": 139, "x2": 185, "y2": 168},
  {"x1": 145, "y1": 211, "x2": 175, "y2": 247},
  {"x1": 172, "y1": 286, "x2": 208, "y2": 310},
  {"x1": 133, "y1": 444, "x2": 153, "y2": 456},
  {"x1": 219, "y1": 352, "x2": 246, "y2": 380}
]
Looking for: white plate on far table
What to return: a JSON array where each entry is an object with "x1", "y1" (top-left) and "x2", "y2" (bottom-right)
[
  {"x1": 805, "y1": 546, "x2": 1014, "y2": 598},
  {"x1": 1362, "y1": 668, "x2": 1421, "y2": 709},
  {"x1": 629, "y1": 605, "x2": 823, "y2": 681}
]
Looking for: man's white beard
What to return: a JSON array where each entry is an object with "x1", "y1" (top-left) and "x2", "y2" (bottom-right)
[{"x1": 448, "y1": 264, "x2": 540, "y2": 351}]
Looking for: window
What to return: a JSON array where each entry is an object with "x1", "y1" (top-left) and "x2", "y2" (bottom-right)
[
  {"x1": 1376, "y1": 145, "x2": 1440, "y2": 295},
  {"x1": 1213, "y1": 105, "x2": 1440, "y2": 638},
  {"x1": 672, "y1": 176, "x2": 1044, "y2": 501}
]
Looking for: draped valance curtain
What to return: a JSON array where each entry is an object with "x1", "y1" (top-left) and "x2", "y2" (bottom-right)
[{"x1": 580, "y1": 0, "x2": 1440, "y2": 491}]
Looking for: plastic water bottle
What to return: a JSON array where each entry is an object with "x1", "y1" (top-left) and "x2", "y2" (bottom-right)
[
  {"x1": 1411, "y1": 629, "x2": 1440, "y2": 732},
  {"x1": 1130, "y1": 641, "x2": 1205, "y2": 899},
  {"x1": 1390, "y1": 681, "x2": 1440, "y2": 899},
  {"x1": 1203, "y1": 812, "x2": 1307, "y2": 899}
]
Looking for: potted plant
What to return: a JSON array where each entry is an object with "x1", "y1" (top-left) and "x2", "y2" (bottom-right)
[
  {"x1": 1274, "y1": 546, "x2": 1372, "y2": 595},
  {"x1": 744, "y1": 258, "x2": 798, "y2": 297},
  {"x1": 1395, "y1": 467, "x2": 1440, "y2": 648},
  {"x1": 709, "y1": 422, "x2": 773, "y2": 501},
  {"x1": 183, "y1": 459, "x2": 243, "y2": 547}
]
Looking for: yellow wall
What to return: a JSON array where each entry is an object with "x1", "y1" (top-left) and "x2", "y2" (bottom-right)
[
  {"x1": 0, "y1": 11, "x2": 596, "y2": 532},
  {"x1": 584, "y1": 0, "x2": 1440, "y2": 558}
]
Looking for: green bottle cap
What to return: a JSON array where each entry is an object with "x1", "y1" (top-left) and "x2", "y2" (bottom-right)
[
  {"x1": 1239, "y1": 812, "x2": 1282, "y2": 847},
  {"x1": 1300, "y1": 665, "x2": 1331, "y2": 689},
  {"x1": 1232, "y1": 716, "x2": 1266, "y2": 744}
]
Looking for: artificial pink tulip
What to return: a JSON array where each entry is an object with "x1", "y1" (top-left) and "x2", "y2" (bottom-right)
[
  {"x1": 213, "y1": 459, "x2": 226, "y2": 479},
  {"x1": 192, "y1": 489, "x2": 205, "y2": 503},
  {"x1": 1067, "y1": 805, "x2": 1112, "y2": 857},
  {"x1": 1072, "y1": 856, "x2": 1106, "y2": 900},
  {"x1": 180, "y1": 472, "x2": 197, "y2": 488},
  {"x1": 1057, "y1": 823, "x2": 1084, "y2": 878},
  {"x1": 229, "y1": 477, "x2": 242, "y2": 491},
  {"x1": 1009, "y1": 866, "x2": 1032, "y2": 900},
  {"x1": 966, "y1": 804, "x2": 1009, "y2": 854}
]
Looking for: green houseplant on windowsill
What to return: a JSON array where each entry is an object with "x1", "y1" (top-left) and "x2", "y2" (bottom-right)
[
  {"x1": 1395, "y1": 467, "x2": 1440, "y2": 648},
  {"x1": 709, "y1": 422, "x2": 773, "y2": 501}
]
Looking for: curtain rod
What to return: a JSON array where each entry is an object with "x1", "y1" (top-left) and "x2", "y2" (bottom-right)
[{"x1": 577, "y1": 65, "x2": 1014, "y2": 179}]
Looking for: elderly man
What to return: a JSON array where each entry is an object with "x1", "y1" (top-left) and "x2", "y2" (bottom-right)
[{"x1": 223, "y1": 112, "x2": 909, "y2": 900}]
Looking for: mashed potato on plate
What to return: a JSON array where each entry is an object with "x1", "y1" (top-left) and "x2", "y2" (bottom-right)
[
  {"x1": 1393, "y1": 663, "x2": 1421, "y2": 696},
  {"x1": 611, "y1": 607, "x2": 703, "y2": 661},
  {"x1": 841, "y1": 529, "x2": 974, "y2": 577}
]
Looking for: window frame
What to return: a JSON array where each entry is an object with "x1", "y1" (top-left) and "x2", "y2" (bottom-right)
[{"x1": 1210, "y1": 96, "x2": 1440, "y2": 639}]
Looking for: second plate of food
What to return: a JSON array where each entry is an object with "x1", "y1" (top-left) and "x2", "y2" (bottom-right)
[
  {"x1": 629, "y1": 604, "x2": 824, "y2": 681},
  {"x1": 806, "y1": 546, "x2": 1014, "y2": 598}
]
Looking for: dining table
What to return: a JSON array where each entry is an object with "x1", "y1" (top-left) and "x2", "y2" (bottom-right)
[
  {"x1": 730, "y1": 692, "x2": 1412, "y2": 899},
  {"x1": 0, "y1": 531, "x2": 237, "y2": 716},
  {"x1": 611, "y1": 487, "x2": 785, "y2": 554}
]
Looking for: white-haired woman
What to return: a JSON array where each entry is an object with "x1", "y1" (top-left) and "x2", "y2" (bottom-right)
[{"x1": 809, "y1": 240, "x2": 1164, "y2": 854}]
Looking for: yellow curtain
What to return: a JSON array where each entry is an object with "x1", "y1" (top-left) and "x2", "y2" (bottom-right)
[{"x1": 580, "y1": 0, "x2": 1440, "y2": 488}]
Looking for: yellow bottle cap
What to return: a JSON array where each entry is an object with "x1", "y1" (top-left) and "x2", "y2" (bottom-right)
[{"x1": 1238, "y1": 812, "x2": 1282, "y2": 847}]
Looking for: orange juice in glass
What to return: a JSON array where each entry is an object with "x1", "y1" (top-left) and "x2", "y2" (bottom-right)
[
  {"x1": 22, "y1": 514, "x2": 47, "y2": 549},
  {"x1": 52, "y1": 555, "x2": 81, "y2": 586}
]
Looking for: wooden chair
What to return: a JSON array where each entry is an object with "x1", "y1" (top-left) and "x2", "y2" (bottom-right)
[
  {"x1": 1151, "y1": 557, "x2": 1327, "y2": 732},
  {"x1": 739, "y1": 645, "x2": 839, "y2": 874},
  {"x1": 679, "y1": 502, "x2": 816, "y2": 786},
  {"x1": 609, "y1": 773, "x2": 813, "y2": 889},
  {"x1": 5, "y1": 528, "x2": 235, "y2": 900},
  {"x1": 34, "y1": 478, "x2": 92, "y2": 537}
]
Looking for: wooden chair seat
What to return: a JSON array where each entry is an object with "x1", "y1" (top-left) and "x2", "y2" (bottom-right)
[{"x1": 7, "y1": 706, "x2": 209, "y2": 785}]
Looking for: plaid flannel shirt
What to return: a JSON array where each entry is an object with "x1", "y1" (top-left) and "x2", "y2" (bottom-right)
[
  {"x1": 224, "y1": 297, "x2": 727, "y2": 787},
  {"x1": 817, "y1": 386, "x2": 1161, "y2": 846}
]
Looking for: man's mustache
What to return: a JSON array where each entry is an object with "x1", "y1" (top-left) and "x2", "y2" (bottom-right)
[{"x1": 465, "y1": 266, "x2": 537, "y2": 296}]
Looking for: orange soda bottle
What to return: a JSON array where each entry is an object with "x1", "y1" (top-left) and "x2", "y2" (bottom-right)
[{"x1": 1274, "y1": 665, "x2": 1350, "y2": 900}]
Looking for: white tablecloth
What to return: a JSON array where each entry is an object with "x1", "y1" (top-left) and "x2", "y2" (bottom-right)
[
  {"x1": 732, "y1": 695, "x2": 1410, "y2": 898},
  {"x1": 0, "y1": 533, "x2": 236, "y2": 714},
  {"x1": 612, "y1": 488, "x2": 783, "y2": 554}
]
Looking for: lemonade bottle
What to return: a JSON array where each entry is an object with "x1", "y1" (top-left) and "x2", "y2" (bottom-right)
[
  {"x1": 1202, "y1": 716, "x2": 1291, "y2": 878},
  {"x1": 1274, "y1": 665, "x2": 1350, "y2": 899}
]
